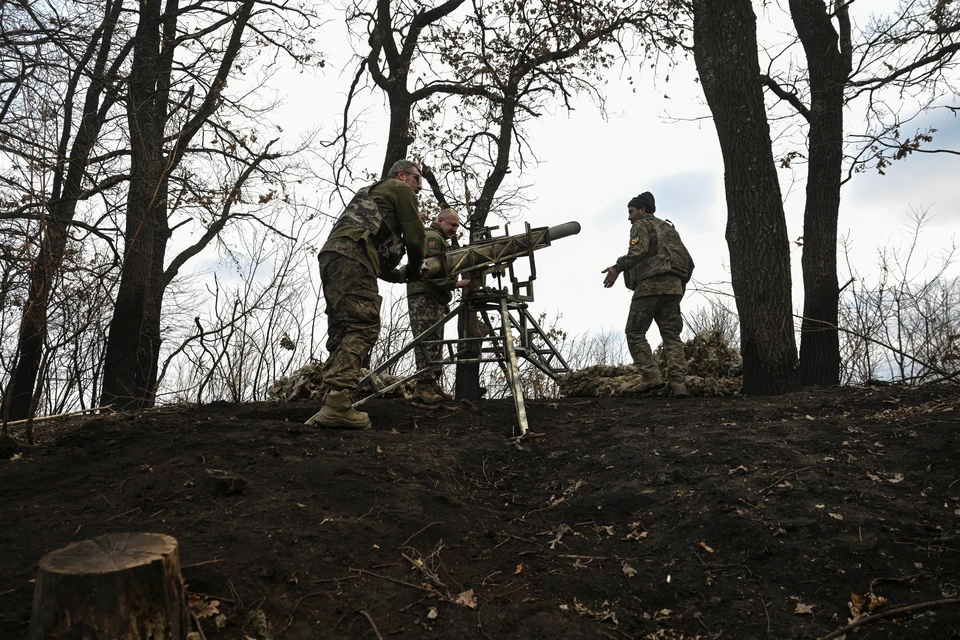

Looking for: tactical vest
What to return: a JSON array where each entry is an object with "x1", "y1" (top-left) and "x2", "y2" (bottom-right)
[
  {"x1": 623, "y1": 217, "x2": 695, "y2": 290},
  {"x1": 330, "y1": 181, "x2": 406, "y2": 272}
]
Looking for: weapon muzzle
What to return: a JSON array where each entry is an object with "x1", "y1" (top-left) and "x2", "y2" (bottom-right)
[{"x1": 547, "y1": 221, "x2": 581, "y2": 242}]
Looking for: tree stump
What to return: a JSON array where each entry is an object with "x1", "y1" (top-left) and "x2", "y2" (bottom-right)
[{"x1": 30, "y1": 532, "x2": 189, "y2": 640}]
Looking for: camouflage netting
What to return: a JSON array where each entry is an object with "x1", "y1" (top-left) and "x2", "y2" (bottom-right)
[
  {"x1": 558, "y1": 330, "x2": 743, "y2": 398},
  {"x1": 267, "y1": 361, "x2": 414, "y2": 402}
]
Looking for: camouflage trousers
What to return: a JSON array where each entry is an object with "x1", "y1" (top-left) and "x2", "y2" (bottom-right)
[
  {"x1": 407, "y1": 293, "x2": 447, "y2": 384},
  {"x1": 319, "y1": 251, "x2": 382, "y2": 393},
  {"x1": 626, "y1": 293, "x2": 686, "y2": 384}
]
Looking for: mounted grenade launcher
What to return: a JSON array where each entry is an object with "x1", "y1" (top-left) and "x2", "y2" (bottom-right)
[{"x1": 420, "y1": 221, "x2": 581, "y2": 280}]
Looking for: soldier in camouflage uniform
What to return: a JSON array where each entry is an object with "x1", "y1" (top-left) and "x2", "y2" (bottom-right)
[
  {"x1": 602, "y1": 192, "x2": 693, "y2": 398},
  {"x1": 306, "y1": 159, "x2": 426, "y2": 429},
  {"x1": 406, "y1": 208, "x2": 470, "y2": 405}
]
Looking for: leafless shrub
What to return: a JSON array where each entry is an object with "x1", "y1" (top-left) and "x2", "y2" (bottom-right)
[
  {"x1": 684, "y1": 284, "x2": 741, "y2": 349},
  {"x1": 159, "y1": 217, "x2": 323, "y2": 404},
  {"x1": 839, "y1": 210, "x2": 960, "y2": 384}
]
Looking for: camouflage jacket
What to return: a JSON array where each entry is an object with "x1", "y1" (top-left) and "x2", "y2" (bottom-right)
[
  {"x1": 320, "y1": 178, "x2": 425, "y2": 277},
  {"x1": 407, "y1": 221, "x2": 459, "y2": 304},
  {"x1": 615, "y1": 215, "x2": 691, "y2": 297}
]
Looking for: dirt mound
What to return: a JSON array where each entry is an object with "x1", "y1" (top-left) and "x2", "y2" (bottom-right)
[{"x1": 2, "y1": 384, "x2": 959, "y2": 639}]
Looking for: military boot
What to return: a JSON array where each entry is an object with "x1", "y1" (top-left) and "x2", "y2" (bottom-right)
[
  {"x1": 668, "y1": 381, "x2": 689, "y2": 398},
  {"x1": 306, "y1": 390, "x2": 372, "y2": 429},
  {"x1": 621, "y1": 376, "x2": 665, "y2": 395},
  {"x1": 411, "y1": 381, "x2": 444, "y2": 406}
]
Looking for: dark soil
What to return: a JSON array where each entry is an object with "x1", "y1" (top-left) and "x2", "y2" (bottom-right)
[{"x1": 2, "y1": 385, "x2": 960, "y2": 639}]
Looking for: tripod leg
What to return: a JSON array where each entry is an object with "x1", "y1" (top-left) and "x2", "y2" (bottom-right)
[{"x1": 499, "y1": 297, "x2": 528, "y2": 436}]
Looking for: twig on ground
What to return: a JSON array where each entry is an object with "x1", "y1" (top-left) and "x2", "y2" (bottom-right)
[
  {"x1": 495, "y1": 533, "x2": 537, "y2": 548},
  {"x1": 104, "y1": 507, "x2": 141, "y2": 522},
  {"x1": 1, "y1": 405, "x2": 114, "y2": 427},
  {"x1": 350, "y1": 568, "x2": 449, "y2": 599},
  {"x1": 182, "y1": 559, "x2": 223, "y2": 569},
  {"x1": 761, "y1": 600, "x2": 770, "y2": 637},
  {"x1": 280, "y1": 592, "x2": 325, "y2": 632},
  {"x1": 758, "y1": 466, "x2": 816, "y2": 494},
  {"x1": 357, "y1": 610, "x2": 385, "y2": 640},
  {"x1": 401, "y1": 551, "x2": 447, "y2": 587},
  {"x1": 189, "y1": 610, "x2": 209, "y2": 640},
  {"x1": 308, "y1": 575, "x2": 361, "y2": 584},
  {"x1": 819, "y1": 597, "x2": 960, "y2": 640},
  {"x1": 187, "y1": 591, "x2": 235, "y2": 604},
  {"x1": 400, "y1": 522, "x2": 442, "y2": 547}
]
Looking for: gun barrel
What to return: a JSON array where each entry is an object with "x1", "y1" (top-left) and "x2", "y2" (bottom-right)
[{"x1": 421, "y1": 221, "x2": 580, "y2": 279}]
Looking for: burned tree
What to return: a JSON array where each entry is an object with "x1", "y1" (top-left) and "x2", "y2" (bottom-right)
[{"x1": 693, "y1": 0, "x2": 801, "y2": 395}]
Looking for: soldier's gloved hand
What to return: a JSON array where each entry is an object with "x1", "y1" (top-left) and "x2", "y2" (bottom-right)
[
  {"x1": 380, "y1": 268, "x2": 405, "y2": 283},
  {"x1": 405, "y1": 263, "x2": 422, "y2": 282}
]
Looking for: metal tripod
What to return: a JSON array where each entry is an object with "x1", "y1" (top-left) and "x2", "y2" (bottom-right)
[{"x1": 354, "y1": 249, "x2": 570, "y2": 436}]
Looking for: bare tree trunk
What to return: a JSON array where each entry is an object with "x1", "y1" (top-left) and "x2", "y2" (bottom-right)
[
  {"x1": 792, "y1": 0, "x2": 851, "y2": 386},
  {"x1": 455, "y1": 96, "x2": 517, "y2": 400},
  {"x1": 693, "y1": 0, "x2": 800, "y2": 395},
  {"x1": 100, "y1": 0, "x2": 171, "y2": 409},
  {"x1": 381, "y1": 92, "x2": 414, "y2": 178}
]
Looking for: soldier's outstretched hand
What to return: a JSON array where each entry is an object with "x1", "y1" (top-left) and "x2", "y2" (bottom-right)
[{"x1": 602, "y1": 266, "x2": 619, "y2": 288}]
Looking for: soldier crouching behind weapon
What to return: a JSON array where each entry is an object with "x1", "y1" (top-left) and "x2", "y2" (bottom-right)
[
  {"x1": 406, "y1": 208, "x2": 470, "y2": 405},
  {"x1": 306, "y1": 159, "x2": 427, "y2": 429},
  {"x1": 601, "y1": 191, "x2": 694, "y2": 398}
]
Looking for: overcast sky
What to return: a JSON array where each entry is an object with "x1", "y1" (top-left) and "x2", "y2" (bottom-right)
[{"x1": 252, "y1": 1, "x2": 959, "y2": 354}]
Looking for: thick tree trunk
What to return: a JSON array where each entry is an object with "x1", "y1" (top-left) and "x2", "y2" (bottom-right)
[
  {"x1": 791, "y1": 0, "x2": 850, "y2": 386},
  {"x1": 693, "y1": 0, "x2": 800, "y2": 395},
  {"x1": 29, "y1": 532, "x2": 189, "y2": 640},
  {"x1": 381, "y1": 92, "x2": 414, "y2": 178},
  {"x1": 4, "y1": 224, "x2": 67, "y2": 420},
  {"x1": 455, "y1": 97, "x2": 518, "y2": 400},
  {"x1": 100, "y1": 0, "x2": 169, "y2": 410}
]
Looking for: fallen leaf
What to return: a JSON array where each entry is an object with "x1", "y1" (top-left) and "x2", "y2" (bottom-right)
[
  {"x1": 815, "y1": 504, "x2": 825, "y2": 509},
  {"x1": 427, "y1": 606, "x2": 439, "y2": 620},
  {"x1": 794, "y1": 602, "x2": 816, "y2": 615},
  {"x1": 699, "y1": 541, "x2": 715, "y2": 553},
  {"x1": 868, "y1": 593, "x2": 888, "y2": 611},
  {"x1": 867, "y1": 473, "x2": 881, "y2": 482},
  {"x1": 624, "y1": 529, "x2": 648, "y2": 541},
  {"x1": 456, "y1": 589, "x2": 478, "y2": 609},
  {"x1": 188, "y1": 594, "x2": 220, "y2": 620},
  {"x1": 514, "y1": 563, "x2": 523, "y2": 574},
  {"x1": 728, "y1": 465, "x2": 749, "y2": 475},
  {"x1": 215, "y1": 614, "x2": 227, "y2": 630},
  {"x1": 622, "y1": 563, "x2": 637, "y2": 578},
  {"x1": 849, "y1": 592, "x2": 867, "y2": 621},
  {"x1": 805, "y1": 415, "x2": 815, "y2": 420},
  {"x1": 828, "y1": 513, "x2": 844, "y2": 520},
  {"x1": 887, "y1": 473, "x2": 904, "y2": 483}
]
